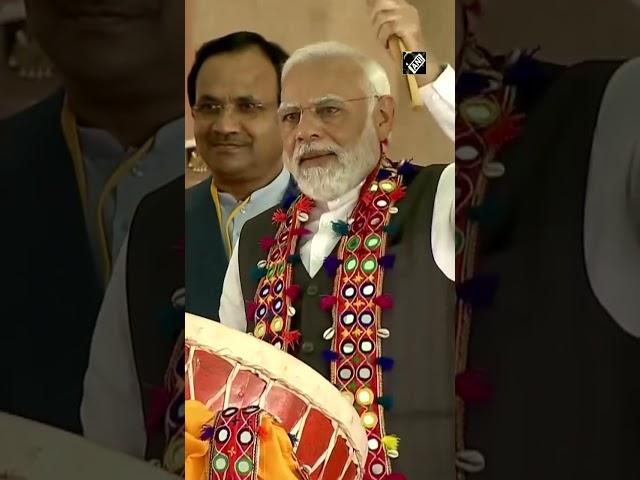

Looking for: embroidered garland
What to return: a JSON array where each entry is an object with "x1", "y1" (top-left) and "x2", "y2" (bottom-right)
[
  {"x1": 249, "y1": 158, "x2": 412, "y2": 480},
  {"x1": 205, "y1": 406, "x2": 262, "y2": 479},
  {"x1": 454, "y1": 37, "x2": 527, "y2": 478},
  {"x1": 163, "y1": 329, "x2": 186, "y2": 475}
]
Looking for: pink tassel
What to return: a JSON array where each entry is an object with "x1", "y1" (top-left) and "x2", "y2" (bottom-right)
[
  {"x1": 259, "y1": 236, "x2": 276, "y2": 252},
  {"x1": 145, "y1": 387, "x2": 171, "y2": 430},
  {"x1": 455, "y1": 370, "x2": 494, "y2": 404},
  {"x1": 246, "y1": 301, "x2": 258, "y2": 321},
  {"x1": 373, "y1": 294, "x2": 394, "y2": 309},
  {"x1": 320, "y1": 295, "x2": 338, "y2": 311},
  {"x1": 282, "y1": 330, "x2": 302, "y2": 348},
  {"x1": 291, "y1": 227, "x2": 312, "y2": 237},
  {"x1": 285, "y1": 285, "x2": 301, "y2": 301},
  {"x1": 173, "y1": 238, "x2": 184, "y2": 257},
  {"x1": 272, "y1": 209, "x2": 287, "y2": 224},
  {"x1": 389, "y1": 186, "x2": 406, "y2": 202},
  {"x1": 257, "y1": 424, "x2": 268, "y2": 440},
  {"x1": 297, "y1": 196, "x2": 315, "y2": 214}
]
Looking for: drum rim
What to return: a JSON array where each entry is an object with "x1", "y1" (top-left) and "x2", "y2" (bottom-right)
[{"x1": 185, "y1": 313, "x2": 369, "y2": 473}]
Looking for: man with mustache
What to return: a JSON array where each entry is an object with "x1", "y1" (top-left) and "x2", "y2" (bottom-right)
[
  {"x1": 450, "y1": 0, "x2": 640, "y2": 478},
  {"x1": 0, "y1": 0, "x2": 183, "y2": 435},
  {"x1": 185, "y1": 31, "x2": 293, "y2": 322},
  {"x1": 219, "y1": 39, "x2": 456, "y2": 478},
  {"x1": 81, "y1": 31, "x2": 292, "y2": 470}
]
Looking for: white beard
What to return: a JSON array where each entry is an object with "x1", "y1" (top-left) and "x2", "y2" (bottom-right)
[{"x1": 284, "y1": 120, "x2": 380, "y2": 202}]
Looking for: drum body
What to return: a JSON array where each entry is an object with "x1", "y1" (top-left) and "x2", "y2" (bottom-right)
[{"x1": 185, "y1": 314, "x2": 368, "y2": 480}]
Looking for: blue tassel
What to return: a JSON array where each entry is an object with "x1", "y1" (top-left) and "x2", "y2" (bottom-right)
[
  {"x1": 322, "y1": 349, "x2": 339, "y2": 362},
  {"x1": 378, "y1": 254, "x2": 396, "y2": 269},
  {"x1": 281, "y1": 191, "x2": 297, "y2": 210},
  {"x1": 376, "y1": 169, "x2": 393, "y2": 180},
  {"x1": 456, "y1": 275, "x2": 499, "y2": 309},
  {"x1": 287, "y1": 253, "x2": 301, "y2": 265},
  {"x1": 376, "y1": 356, "x2": 395, "y2": 371},
  {"x1": 251, "y1": 265, "x2": 267, "y2": 281},
  {"x1": 398, "y1": 160, "x2": 417, "y2": 178},
  {"x1": 376, "y1": 395, "x2": 394, "y2": 411},
  {"x1": 200, "y1": 424, "x2": 215, "y2": 441},
  {"x1": 323, "y1": 255, "x2": 343, "y2": 276},
  {"x1": 457, "y1": 71, "x2": 492, "y2": 97},
  {"x1": 159, "y1": 305, "x2": 182, "y2": 339},
  {"x1": 503, "y1": 47, "x2": 542, "y2": 85},
  {"x1": 331, "y1": 220, "x2": 349, "y2": 236},
  {"x1": 288, "y1": 433, "x2": 298, "y2": 447},
  {"x1": 383, "y1": 223, "x2": 400, "y2": 235}
]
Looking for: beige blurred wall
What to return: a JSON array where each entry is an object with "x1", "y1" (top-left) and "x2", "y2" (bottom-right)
[
  {"x1": 186, "y1": 0, "x2": 454, "y2": 166},
  {"x1": 476, "y1": 0, "x2": 640, "y2": 64}
]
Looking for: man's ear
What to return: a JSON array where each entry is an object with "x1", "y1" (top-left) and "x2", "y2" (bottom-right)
[{"x1": 374, "y1": 95, "x2": 395, "y2": 142}]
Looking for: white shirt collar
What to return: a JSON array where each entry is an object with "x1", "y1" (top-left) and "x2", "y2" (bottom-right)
[{"x1": 217, "y1": 167, "x2": 291, "y2": 208}]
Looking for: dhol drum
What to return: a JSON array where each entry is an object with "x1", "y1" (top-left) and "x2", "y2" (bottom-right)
[
  {"x1": 185, "y1": 313, "x2": 368, "y2": 480},
  {"x1": 0, "y1": 412, "x2": 179, "y2": 479}
]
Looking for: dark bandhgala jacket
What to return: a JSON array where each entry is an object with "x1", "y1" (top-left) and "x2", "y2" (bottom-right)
[
  {"x1": 466, "y1": 61, "x2": 640, "y2": 479},
  {"x1": 0, "y1": 92, "x2": 102, "y2": 433},
  {"x1": 237, "y1": 165, "x2": 456, "y2": 479}
]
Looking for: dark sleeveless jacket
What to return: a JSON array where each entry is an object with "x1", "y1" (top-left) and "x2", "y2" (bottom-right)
[
  {"x1": 0, "y1": 91, "x2": 101, "y2": 433},
  {"x1": 127, "y1": 176, "x2": 184, "y2": 461},
  {"x1": 237, "y1": 165, "x2": 456, "y2": 479},
  {"x1": 185, "y1": 179, "x2": 227, "y2": 320},
  {"x1": 466, "y1": 61, "x2": 640, "y2": 479}
]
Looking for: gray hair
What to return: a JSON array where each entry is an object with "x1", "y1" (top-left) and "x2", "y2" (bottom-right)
[{"x1": 281, "y1": 41, "x2": 391, "y2": 99}]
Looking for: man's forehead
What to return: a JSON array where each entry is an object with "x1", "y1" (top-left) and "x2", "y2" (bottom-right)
[
  {"x1": 196, "y1": 47, "x2": 278, "y2": 99},
  {"x1": 281, "y1": 58, "x2": 367, "y2": 104}
]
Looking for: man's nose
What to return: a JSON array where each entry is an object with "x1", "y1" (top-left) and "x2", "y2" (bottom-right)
[
  {"x1": 294, "y1": 109, "x2": 323, "y2": 144},
  {"x1": 211, "y1": 107, "x2": 241, "y2": 135}
]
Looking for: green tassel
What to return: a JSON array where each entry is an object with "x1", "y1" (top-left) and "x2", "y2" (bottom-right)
[
  {"x1": 331, "y1": 220, "x2": 349, "y2": 236},
  {"x1": 287, "y1": 253, "x2": 301, "y2": 265},
  {"x1": 251, "y1": 265, "x2": 267, "y2": 281},
  {"x1": 382, "y1": 434, "x2": 400, "y2": 451},
  {"x1": 467, "y1": 200, "x2": 503, "y2": 226},
  {"x1": 376, "y1": 395, "x2": 394, "y2": 411},
  {"x1": 383, "y1": 223, "x2": 400, "y2": 235}
]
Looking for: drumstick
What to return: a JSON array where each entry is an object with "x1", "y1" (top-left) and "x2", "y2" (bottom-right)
[{"x1": 391, "y1": 37, "x2": 423, "y2": 110}]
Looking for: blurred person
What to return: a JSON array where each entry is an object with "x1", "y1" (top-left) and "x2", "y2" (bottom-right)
[
  {"x1": 80, "y1": 31, "x2": 293, "y2": 473},
  {"x1": 82, "y1": 176, "x2": 185, "y2": 474},
  {"x1": 0, "y1": 0, "x2": 183, "y2": 435},
  {"x1": 185, "y1": 32, "x2": 295, "y2": 321},
  {"x1": 219, "y1": 38, "x2": 456, "y2": 479},
  {"x1": 450, "y1": 0, "x2": 640, "y2": 478}
]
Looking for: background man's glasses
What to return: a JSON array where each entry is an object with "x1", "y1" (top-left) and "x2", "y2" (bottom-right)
[{"x1": 192, "y1": 98, "x2": 279, "y2": 121}]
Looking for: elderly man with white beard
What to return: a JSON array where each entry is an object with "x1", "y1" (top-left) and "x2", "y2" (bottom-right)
[{"x1": 219, "y1": 41, "x2": 456, "y2": 479}]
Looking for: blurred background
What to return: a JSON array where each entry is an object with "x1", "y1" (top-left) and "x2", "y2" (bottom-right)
[
  {"x1": 475, "y1": 0, "x2": 640, "y2": 64},
  {"x1": 0, "y1": 0, "x2": 58, "y2": 119}
]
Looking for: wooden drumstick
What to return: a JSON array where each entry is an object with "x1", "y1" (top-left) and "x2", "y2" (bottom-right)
[{"x1": 391, "y1": 37, "x2": 423, "y2": 110}]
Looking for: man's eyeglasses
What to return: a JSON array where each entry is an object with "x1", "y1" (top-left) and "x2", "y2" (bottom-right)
[
  {"x1": 277, "y1": 96, "x2": 378, "y2": 127},
  {"x1": 192, "y1": 98, "x2": 279, "y2": 121}
]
